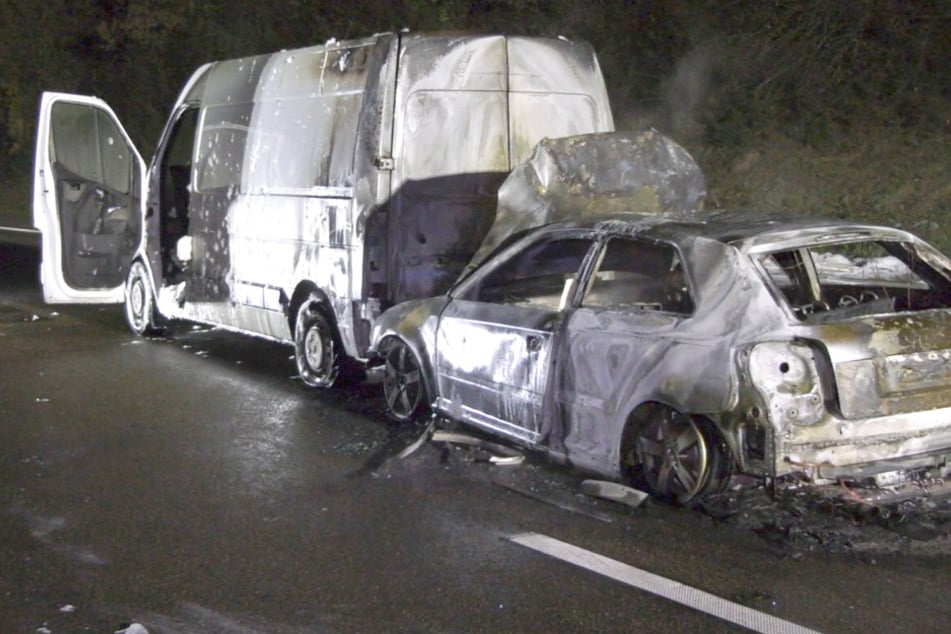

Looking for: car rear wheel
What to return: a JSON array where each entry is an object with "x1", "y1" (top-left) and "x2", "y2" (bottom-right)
[
  {"x1": 631, "y1": 406, "x2": 723, "y2": 504},
  {"x1": 382, "y1": 338, "x2": 430, "y2": 422},
  {"x1": 124, "y1": 261, "x2": 163, "y2": 336},
  {"x1": 294, "y1": 298, "x2": 339, "y2": 387}
]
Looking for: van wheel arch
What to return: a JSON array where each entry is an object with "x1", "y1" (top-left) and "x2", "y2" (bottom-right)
[
  {"x1": 289, "y1": 285, "x2": 363, "y2": 388},
  {"x1": 288, "y1": 283, "x2": 329, "y2": 334}
]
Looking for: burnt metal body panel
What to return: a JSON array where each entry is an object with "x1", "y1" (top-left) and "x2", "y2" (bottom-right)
[
  {"x1": 467, "y1": 129, "x2": 706, "y2": 273},
  {"x1": 371, "y1": 211, "x2": 951, "y2": 498}
]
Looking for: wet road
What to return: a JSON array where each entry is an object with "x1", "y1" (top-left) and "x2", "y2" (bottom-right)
[{"x1": 2, "y1": 244, "x2": 950, "y2": 633}]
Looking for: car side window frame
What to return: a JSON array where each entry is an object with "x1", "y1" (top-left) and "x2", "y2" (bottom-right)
[
  {"x1": 452, "y1": 232, "x2": 599, "y2": 310},
  {"x1": 579, "y1": 235, "x2": 695, "y2": 315}
]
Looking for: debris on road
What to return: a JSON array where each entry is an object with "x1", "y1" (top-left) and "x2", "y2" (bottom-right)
[
  {"x1": 397, "y1": 418, "x2": 437, "y2": 459},
  {"x1": 580, "y1": 480, "x2": 649, "y2": 509},
  {"x1": 494, "y1": 480, "x2": 615, "y2": 523},
  {"x1": 431, "y1": 430, "x2": 525, "y2": 465}
]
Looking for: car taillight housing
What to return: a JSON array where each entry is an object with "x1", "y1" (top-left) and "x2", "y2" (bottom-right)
[{"x1": 748, "y1": 341, "x2": 826, "y2": 427}]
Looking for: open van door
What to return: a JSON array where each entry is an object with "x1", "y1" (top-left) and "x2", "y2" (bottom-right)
[{"x1": 33, "y1": 92, "x2": 146, "y2": 303}]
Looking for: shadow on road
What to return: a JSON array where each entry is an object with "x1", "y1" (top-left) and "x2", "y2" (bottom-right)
[{"x1": 0, "y1": 243, "x2": 39, "y2": 292}]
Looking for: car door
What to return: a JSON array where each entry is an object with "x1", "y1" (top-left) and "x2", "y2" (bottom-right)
[
  {"x1": 434, "y1": 232, "x2": 597, "y2": 444},
  {"x1": 33, "y1": 92, "x2": 146, "y2": 303},
  {"x1": 558, "y1": 236, "x2": 697, "y2": 456}
]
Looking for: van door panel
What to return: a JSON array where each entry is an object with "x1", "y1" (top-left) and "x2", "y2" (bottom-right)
[
  {"x1": 507, "y1": 37, "x2": 614, "y2": 160},
  {"x1": 388, "y1": 35, "x2": 614, "y2": 305},
  {"x1": 33, "y1": 93, "x2": 145, "y2": 303},
  {"x1": 190, "y1": 95, "x2": 255, "y2": 303}
]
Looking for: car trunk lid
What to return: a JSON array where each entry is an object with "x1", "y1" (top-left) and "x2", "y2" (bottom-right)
[{"x1": 813, "y1": 309, "x2": 951, "y2": 419}]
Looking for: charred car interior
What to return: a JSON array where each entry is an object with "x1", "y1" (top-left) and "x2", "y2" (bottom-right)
[{"x1": 760, "y1": 238, "x2": 951, "y2": 321}]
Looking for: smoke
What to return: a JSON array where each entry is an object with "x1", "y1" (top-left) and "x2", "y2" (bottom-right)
[{"x1": 657, "y1": 41, "x2": 720, "y2": 145}]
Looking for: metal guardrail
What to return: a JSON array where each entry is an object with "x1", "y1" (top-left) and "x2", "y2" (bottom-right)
[{"x1": 0, "y1": 226, "x2": 41, "y2": 248}]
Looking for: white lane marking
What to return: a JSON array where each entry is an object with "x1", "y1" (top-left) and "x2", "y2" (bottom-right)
[{"x1": 507, "y1": 532, "x2": 822, "y2": 634}]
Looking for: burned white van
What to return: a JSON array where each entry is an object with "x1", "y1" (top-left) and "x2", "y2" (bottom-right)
[{"x1": 33, "y1": 32, "x2": 613, "y2": 385}]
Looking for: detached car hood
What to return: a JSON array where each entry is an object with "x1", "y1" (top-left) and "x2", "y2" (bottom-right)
[{"x1": 467, "y1": 129, "x2": 707, "y2": 271}]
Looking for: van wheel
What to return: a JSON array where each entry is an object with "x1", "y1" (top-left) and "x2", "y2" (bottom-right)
[
  {"x1": 125, "y1": 261, "x2": 163, "y2": 336},
  {"x1": 624, "y1": 406, "x2": 722, "y2": 505},
  {"x1": 294, "y1": 298, "x2": 339, "y2": 388}
]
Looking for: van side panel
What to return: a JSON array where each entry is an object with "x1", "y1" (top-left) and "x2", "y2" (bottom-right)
[
  {"x1": 161, "y1": 37, "x2": 389, "y2": 348},
  {"x1": 232, "y1": 45, "x2": 364, "y2": 334},
  {"x1": 187, "y1": 55, "x2": 269, "y2": 306},
  {"x1": 353, "y1": 36, "x2": 400, "y2": 348}
]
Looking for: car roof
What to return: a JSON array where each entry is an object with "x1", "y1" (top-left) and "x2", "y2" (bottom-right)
[{"x1": 540, "y1": 210, "x2": 915, "y2": 249}]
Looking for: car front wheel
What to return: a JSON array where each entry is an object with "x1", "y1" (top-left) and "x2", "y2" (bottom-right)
[{"x1": 382, "y1": 337, "x2": 430, "y2": 422}]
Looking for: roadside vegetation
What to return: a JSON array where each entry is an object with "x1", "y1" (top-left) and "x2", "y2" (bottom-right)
[{"x1": 2, "y1": 1, "x2": 948, "y2": 248}]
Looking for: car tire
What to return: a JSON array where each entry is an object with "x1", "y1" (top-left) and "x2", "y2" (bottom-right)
[
  {"x1": 124, "y1": 261, "x2": 164, "y2": 336},
  {"x1": 294, "y1": 297, "x2": 340, "y2": 388},
  {"x1": 381, "y1": 337, "x2": 430, "y2": 423},
  {"x1": 628, "y1": 406, "x2": 723, "y2": 505}
]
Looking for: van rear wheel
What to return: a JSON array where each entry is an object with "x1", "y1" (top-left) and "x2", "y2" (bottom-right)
[
  {"x1": 124, "y1": 261, "x2": 163, "y2": 336},
  {"x1": 294, "y1": 299, "x2": 339, "y2": 388}
]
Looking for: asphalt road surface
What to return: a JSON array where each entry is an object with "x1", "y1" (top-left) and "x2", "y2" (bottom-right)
[{"x1": 2, "y1": 243, "x2": 949, "y2": 633}]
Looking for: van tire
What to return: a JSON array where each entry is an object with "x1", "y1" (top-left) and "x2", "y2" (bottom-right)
[
  {"x1": 124, "y1": 261, "x2": 163, "y2": 336},
  {"x1": 294, "y1": 298, "x2": 339, "y2": 388}
]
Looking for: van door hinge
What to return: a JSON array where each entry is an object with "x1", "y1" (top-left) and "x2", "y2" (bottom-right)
[{"x1": 374, "y1": 156, "x2": 394, "y2": 171}]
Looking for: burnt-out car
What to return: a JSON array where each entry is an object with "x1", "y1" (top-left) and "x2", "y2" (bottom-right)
[{"x1": 369, "y1": 211, "x2": 951, "y2": 504}]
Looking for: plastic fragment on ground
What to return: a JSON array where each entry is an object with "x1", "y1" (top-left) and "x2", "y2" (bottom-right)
[
  {"x1": 494, "y1": 480, "x2": 614, "y2": 523},
  {"x1": 580, "y1": 479, "x2": 649, "y2": 508},
  {"x1": 430, "y1": 430, "x2": 525, "y2": 465},
  {"x1": 397, "y1": 418, "x2": 437, "y2": 460}
]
